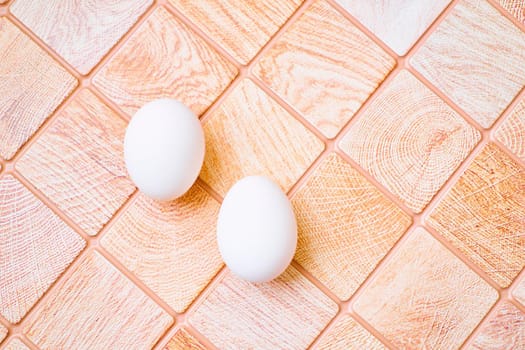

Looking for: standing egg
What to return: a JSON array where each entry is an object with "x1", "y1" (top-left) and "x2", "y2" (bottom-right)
[{"x1": 217, "y1": 176, "x2": 297, "y2": 282}]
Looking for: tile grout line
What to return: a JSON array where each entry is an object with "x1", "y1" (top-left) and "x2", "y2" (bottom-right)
[{"x1": 486, "y1": 0, "x2": 525, "y2": 33}]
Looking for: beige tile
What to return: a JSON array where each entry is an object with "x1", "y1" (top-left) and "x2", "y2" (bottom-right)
[
  {"x1": 254, "y1": 0, "x2": 394, "y2": 138},
  {"x1": 0, "y1": 18, "x2": 77, "y2": 160},
  {"x1": 496, "y1": 97, "x2": 525, "y2": 161},
  {"x1": 0, "y1": 175, "x2": 85, "y2": 323},
  {"x1": 354, "y1": 227, "x2": 498, "y2": 349},
  {"x1": 292, "y1": 153, "x2": 411, "y2": 300},
  {"x1": 411, "y1": 0, "x2": 525, "y2": 128},
  {"x1": 498, "y1": 0, "x2": 525, "y2": 24},
  {"x1": 201, "y1": 78, "x2": 324, "y2": 196},
  {"x1": 18, "y1": 89, "x2": 135, "y2": 236},
  {"x1": 336, "y1": 0, "x2": 451, "y2": 55},
  {"x1": 102, "y1": 184, "x2": 223, "y2": 313},
  {"x1": 4, "y1": 338, "x2": 29, "y2": 350},
  {"x1": 25, "y1": 252, "x2": 173, "y2": 349},
  {"x1": 317, "y1": 315, "x2": 385, "y2": 350},
  {"x1": 340, "y1": 70, "x2": 480, "y2": 212},
  {"x1": 428, "y1": 143, "x2": 525, "y2": 287},
  {"x1": 165, "y1": 328, "x2": 207, "y2": 350},
  {"x1": 467, "y1": 302, "x2": 525, "y2": 350},
  {"x1": 168, "y1": 0, "x2": 301, "y2": 64},
  {"x1": 11, "y1": 0, "x2": 152, "y2": 74},
  {"x1": 513, "y1": 275, "x2": 525, "y2": 306},
  {"x1": 190, "y1": 266, "x2": 337, "y2": 349},
  {"x1": 0, "y1": 324, "x2": 6, "y2": 343},
  {"x1": 93, "y1": 7, "x2": 237, "y2": 117}
]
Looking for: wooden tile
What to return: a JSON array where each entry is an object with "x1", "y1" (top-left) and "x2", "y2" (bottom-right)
[
  {"x1": 468, "y1": 302, "x2": 525, "y2": 350},
  {"x1": 336, "y1": 0, "x2": 451, "y2": 55},
  {"x1": 168, "y1": 0, "x2": 302, "y2": 64},
  {"x1": 292, "y1": 153, "x2": 411, "y2": 300},
  {"x1": 513, "y1": 275, "x2": 525, "y2": 306},
  {"x1": 0, "y1": 175, "x2": 85, "y2": 323},
  {"x1": 411, "y1": 0, "x2": 525, "y2": 128},
  {"x1": 0, "y1": 18, "x2": 76, "y2": 160},
  {"x1": 11, "y1": 0, "x2": 152, "y2": 74},
  {"x1": 190, "y1": 266, "x2": 337, "y2": 349},
  {"x1": 317, "y1": 315, "x2": 385, "y2": 350},
  {"x1": 498, "y1": 0, "x2": 525, "y2": 24},
  {"x1": 18, "y1": 89, "x2": 135, "y2": 236},
  {"x1": 340, "y1": 70, "x2": 480, "y2": 212},
  {"x1": 428, "y1": 143, "x2": 525, "y2": 287},
  {"x1": 93, "y1": 7, "x2": 237, "y2": 116},
  {"x1": 200, "y1": 78, "x2": 323, "y2": 196},
  {"x1": 25, "y1": 252, "x2": 173, "y2": 349},
  {"x1": 102, "y1": 184, "x2": 223, "y2": 313},
  {"x1": 4, "y1": 338, "x2": 29, "y2": 350},
  {"x1": 496, "y1": 97, "x2": 525, "y2": 161},
  {"x1": 254, "y1": 0, "x2": 394, "y2": 138},
  {"x1": 0, "y1": 324, "x2": 6, "y2": 343},
  {"x1": 354, "y1": 228, "x2": 498, "y2": 349},
  {"x1": 165, "y1": 328, "x2": 207, "y2": 350}
]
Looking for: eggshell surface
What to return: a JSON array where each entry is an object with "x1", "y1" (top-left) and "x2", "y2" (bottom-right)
[{"x1": 217, "y1": 176, "x2": 297, "y2": 282}]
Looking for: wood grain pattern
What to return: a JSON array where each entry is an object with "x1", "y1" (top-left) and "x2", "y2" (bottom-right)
[
  {"x1": 11, "y1": 0, "x2": 152, "y2": 74},
  {"x1": 93, "y1": 7, "x2": 237, "y2": 116},
  {"x1": 411, "y1": 0, "x2": 525, "y2": 128},
  {"x1": 253, "y1": 0, "x2": 394, "y2": 138},
  {"x1": 468, "y1": 302, "x2": 525, "y2": 350},
  {"x1": 496, "y1": 97, "x2": 525, "y2": 161},
  {"x1": 17, "y1": 89, "x2": 135, "y2": 236},
  {"x1": 336, "y1": 0, "x2": 451, "y2": 55},
  {"x1": 354, "y1": 228, "x2": 498, "y2": 350},
  {"x1": 340, "y1": 70, "x2": 480, "y2": 212},
  {"x1": 200, "y1": 78, "x2": 324, "y2": 196},
  {"x1": 165, "y1": 329, "x2": 207, "y2": 350},
  {"x1": 4, "y1": 338, "x2": 29, "y2": 350},
  {"x1": 428, "y1": 143, "x2": 525, "y2": 287},
  {"x1": 0, "y1": 324, "x2": 6, "y2": 344},
  {"x1": 190, "y1": 266, "x2": 337, "y2": 350},
  {"x1": 0, "y1": 18, "x2": 77, "y2": 160},
  {"x1": 513, "y1": 276, "x2": 525, "y2": 306},
  {"x1": 25, "y1": 252, "x2": 173, "y2": 349},
  {"x1": 317, "y1": 315, "x2": 385, "y2": 350},
  {"x1": 498, "y1": 0, "x2": 525, "y2": 23},
  {"x1": 292, "y1": 153, "x2": 411, "y2": 300},
  {"x1": 0, "y1": 175, "x2": 85, "y2": 323},
  {"x1": 168, "y1": 0, "x2": 301, "y2": 64},
  {"x1": 102, "y1": 184, "x2": 223, "y2": 313}
]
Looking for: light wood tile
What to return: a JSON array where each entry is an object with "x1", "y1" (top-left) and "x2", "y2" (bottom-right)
[
  {"x1": 17, "y1": 89, "x2": 135, "y2": 236},
  {"x1": 165, "y1": 328, "x2": 207, "y2": 350},
  {"x1": 25, "y1": 252, "x2": 173, "y2": 349},
  {"x1": 340, "y1": 70, "x2": 480, "y2": 212},
  {"x1": 354, "y1": 228, "x2": 498, "y2": 350},
  {"x1": 11, "y1": 0, "x2": 152, "y2": 74},
  {"x1": 498, "y1": 0, "x2": 525, "y2": 24},
  {"x1": 102, "y1": 184, "x2": 223, "y2": 313},
  {"x1": 254, "y1": 0, "x2": 394, "y2": 138},
  {"x1": 200, "y1": 78, "x2": 324, "y2": 196},
  {"x1": 428, "y1": 143, "x2": 525, "y2": 287},
  {"x1": 411, "y1": 0, "x2": 525, "y2": 128},
  {"x1": 317, "y1": 315, "x2": 385, "y2": 350},
  {"x1": 292, "y1": 153, "x2": 411, "y2": 300},
  {"x1": 496, "y1": 97, "x2": 525, "y2": 161},
  {"x1": 514, "y1": 276, "x2": 525, "y2": 309},
  {"x1": 0, "y1": 324, "x2": 6, "y2": 343},
  {"x1": 93, "y1": 7, "x2": 237, "y2": 117},
  {"x1": 0, "y1": 175, "x2": 85, "y2": 323},
  {"x1": 0, "y1": 18, "x2": 77, "y2": 160},
  {"x1": 4, "y1": 338, "x2": 29, "y2": 350},
  {"x1": 190, "y1": 266, "x2": 337, "y2": 350},
  {"x1": 168, "y1": 0, "x2": 302, "y2": 64}
]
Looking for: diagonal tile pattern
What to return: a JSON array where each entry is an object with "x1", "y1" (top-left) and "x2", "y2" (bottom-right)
[
  {"x1": 498, "y1": 0, "x2": 525, "y2": 24},
  {"x1": 513, "y1": 275, "x2": 525, "y2": 307},
  {"x1": 496, "y1": 97, "x2": 525, "y2": 161},
  {"x1": 164, "y1": 328, "x2": 207, "y2": 350},
  {"x1": 4, "y1": 338, "x2": 29, "y2": 350},
  {"x1": 317, "y1": 315, "x2": 386, "y2": 350}
]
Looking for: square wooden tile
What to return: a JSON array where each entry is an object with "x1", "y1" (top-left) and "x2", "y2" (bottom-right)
[
  {"x1": 102, "y1": 184, "x2": 223, "y2": 313},
  {"x1": 25, "y1": 252, "x2": 173, "y2": 349},
  {"x1": 467, "y1": 302, "x2": 525, "y2": 349},
  {"x1": 336, "y1": 0, "x2": 451, "y2": 55},
  {"x1": 498, "y1": 0, "x2": 525, "y2": 24},
  {"x1": 93, "y1": 7, "x2": 237, "y2": 117},
  {"x1": 200, "y1": 78, "x2": 324, "y2": 196},
  {"x1": 164, "y1": 328, "x2": 207, "y2": 350},
  {"x1": 354, "y1": 228, "x2": 498, "y2": 349},
  {"x1": 0, "y1": 324, "x2": 6, "y2": 343},
  {"x1": 411, "y1": 0, "x2": 525, "y2": 128},
  {"x1": 340, "y1": 70, "x2": 480, "y2": 213},
  {"x1": 292, "y1": 153, "x2": 411, "y2": 300},
  {"x1": 253, "y1": 0, "x2": 395, "y2": 138},
  {"x1": 0, "y1": 18, "x2": 77, "y2": 160},
  {"x1": 428, "y1": 143, "x2": 525, "y2": 287},
  {"x1": 496, "y1": 97, "x2": 525, "y2": 161},
  {"x1": 513, "y1": 275, "x2": 525, "y2": 306},
  {"x1": 0, "y1": 175, "x2": 85, "y2": 323},
  {"x1": 17, "y1": 89, "x2": 135, "y2": 236},
  {"x1": 168, "y1": 0, "x2": 302, "y2": 64},
  {"x1": 11, "y1": 0, "x2": 152, "y2": 74},
  {"x1": 190, "y1": 266, "x2": 337, "y2": 349},
  {"x1": 4, "y1": 338, "x2": 29, "y2": 350},
  {"x1": 317, "y1": 315, "x2": 385, "y2": 350}
]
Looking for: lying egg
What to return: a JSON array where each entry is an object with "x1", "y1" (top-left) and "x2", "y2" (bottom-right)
[
  {"x1": 124, "y1": 99, "x2": 204, "y2": 201},
  {"x1": 217, "y1": 176, "x2": 297, "y2": 282}
]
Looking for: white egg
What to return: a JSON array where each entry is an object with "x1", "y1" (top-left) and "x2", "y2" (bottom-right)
[
  {"x1": 124, "y1": 99, "x2": 204, "y2": 201},
  {"x1": 217, "y1": 176, "x2": 297, "y2": 282}
]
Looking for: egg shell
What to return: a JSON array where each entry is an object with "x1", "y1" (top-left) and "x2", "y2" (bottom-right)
[{"x1": 217, "y1": 176, "x2": 297, "y2": 282}]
